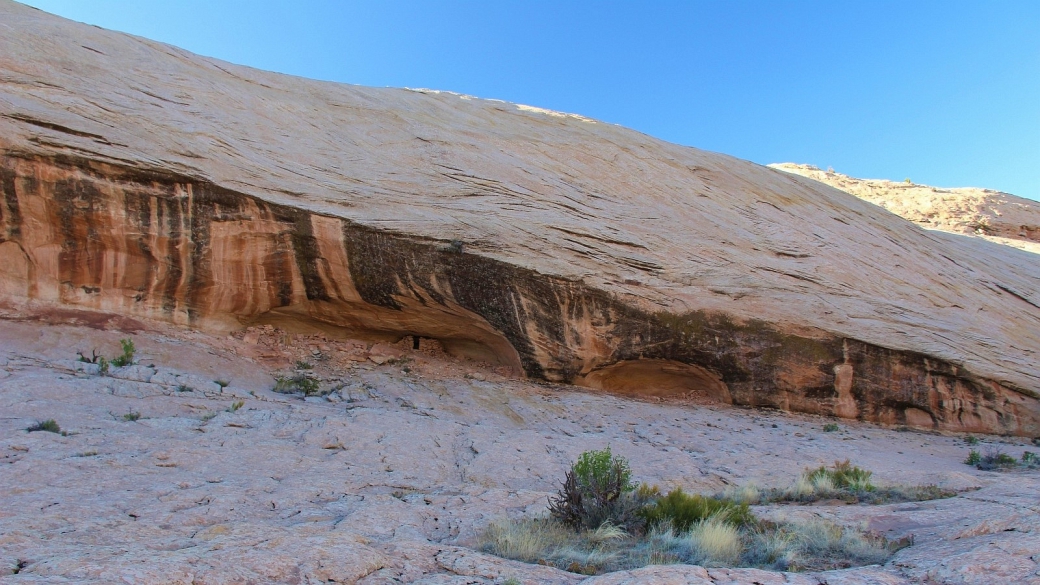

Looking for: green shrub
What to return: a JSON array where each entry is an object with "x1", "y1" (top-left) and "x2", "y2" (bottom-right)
[
  {"x1": 273, "y1": 374, "x2": 321, "y2": 396},
  {"x1": 965, "y1": 435, "x2": 979, "y2": 445},
  {"x1": 227, "y1": 400, "x2": 244, "y2": 413},
  {"x1": 640, "y1": 488, "x2": 753, "y2": 532},
  {"x1": 110, "y1": 338, "x2": 135, "y2": 367},
  {"x1": 974, "y1": 448, "x2": 1018, "y2": 470},
  {"x1": 822, "y1": 423, "x2": 840, "y2": 432},
  {"x1": 122, "y1": 410, "x2": 141, "y2": 422},
  {"x1": 295, "y1": 360, "x2": 312, "y2": 370},
  {"x1": 1022, "y1": 451, "x2": 1038, "y2": 465},
  {"x1": 214, "y1": 379, "x2": 230, "y2": 389},
  {"x1": 965, "y1": 449, "x2": 981, "y2": 465},
  {"x1": 548, "y1": 447, "x2": 648, "y2": 531},
  {"x1": 27, "y1": 419, "x2": 61, "y2": 434},
  {"x1": 98, "y1": 356, "x2": 109, "y2": 375}
]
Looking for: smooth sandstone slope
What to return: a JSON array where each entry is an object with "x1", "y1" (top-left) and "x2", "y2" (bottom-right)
[
  {"x1": 1, "y1": 1, "x2": 1039, "y2": 435},
  {"x1": 770, "y1": 163, "x2": 1040, "y2": 255}
]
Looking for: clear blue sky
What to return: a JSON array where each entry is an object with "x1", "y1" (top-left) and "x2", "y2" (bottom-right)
[{"x1": 20, "y1": 0, "x2": 1040, "y2": 200}]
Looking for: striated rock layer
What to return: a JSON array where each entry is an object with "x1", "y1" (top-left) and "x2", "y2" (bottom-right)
[{"x1": 1, "y1": 1, "x2": 1039, "y2": 435}]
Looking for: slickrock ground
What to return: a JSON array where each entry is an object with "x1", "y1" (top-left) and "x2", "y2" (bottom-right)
[
  {"x1": 769, "y1": 164, "x2": 1040, "y2": 255},
  {"x1": 2, "y1": 315, "x2": 1039, "y2": 584},
  {"x1": 1, "y1": 1, "x2": 1040, "y2": 435}
]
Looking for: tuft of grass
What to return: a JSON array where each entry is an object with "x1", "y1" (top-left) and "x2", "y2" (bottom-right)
[
  {"x1": 27, "y1": 419, "x2": 61, "y2": 434},
  {"x1": 965, "y1": 435, "x2": 980, "y2": 445},
  {"x1": 98, "y1": 356, "x2": 109, "y2": 375},
  {"x1": 1022, "y1": 451, "x2": 1038, "y2": 467},
  {"x1": 122, "y1": 410, "x2": 141, "y2": 422},
  {"x1": 273, "y1": 374, "x2": 321, "y2": 396},
  {"x1": 687, "y1": 515, "x2": 743, "y2": 566},
  {"x1": 294, "y1": 360, "x2": 312, "y2": 370},
  {"x1": 200, "y1": 411, "x2": 218, "y2": 422},
  {"x1": 823, "y1": 423, "x2": 840, "y2": 432},
  {"x1": 227, "y1": 400, "x2": 244, "y2": 413}
]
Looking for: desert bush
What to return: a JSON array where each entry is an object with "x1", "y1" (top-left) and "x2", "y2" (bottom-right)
[
  {"x1": 965, "y1": 449, "x2": 982, "y2": 465},
  {"x1": 640, "y1": 488, "x2": 753, "y2": 532},
  {"x1": 548, "y1": 448, "x2": 649, "y2": 531},
  {"x1": 823, "y1": 423, "x2": 840, "y2": 432},
  {"x1": 294, "y1": 360, "x2": 312, "y2": 370},
  {"x1": 27, "y1": 419, "x2": 61, "y2": 434},
  {"x1": 273, "y1": 374, "x2": 321, "y2": 396},
  {"x1": 964, "y1": 434, "x2": 979, "y2": 445},
  {"x1": 1022, "y1": 451, "x2": 1038, "y2": 467},
  {"x1": 122, "y1": 410, "x2": 141, "y2": 422},
  {"x1": 227, "y1": 400, "x2": 244, "y2": 413},
  {"x1": 972, "y1": 447, "x2": 1019, "y2": 471}
]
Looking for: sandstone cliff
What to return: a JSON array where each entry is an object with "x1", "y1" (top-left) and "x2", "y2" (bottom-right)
[
  {"x1": 770, "y1": 163, "x2": 1040, "y2": 255},
  {"x1": 1, "y1": 1, "x2": 1039, "y2": 435}
]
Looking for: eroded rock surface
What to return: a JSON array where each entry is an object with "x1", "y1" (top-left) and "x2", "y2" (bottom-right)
[
  {"x1": 1, "y1": 318, "x2": 1038, "y2": 583},
  {"x1": 1, "y1": 2, "x2": 1039, "y2": 434}
]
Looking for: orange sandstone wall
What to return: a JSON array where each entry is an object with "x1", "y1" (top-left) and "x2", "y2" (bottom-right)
[{"x1": 2, "y1": 152, "x2": 1037, "y2": 436}]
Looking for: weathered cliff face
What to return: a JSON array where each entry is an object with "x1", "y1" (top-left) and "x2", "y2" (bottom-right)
[
  {"x1": 3, "y1": 154, "x2": 1037, "y2": 435},
  {"x1": 1, "y1": 1, "x2": 1039, "y2": 435}
]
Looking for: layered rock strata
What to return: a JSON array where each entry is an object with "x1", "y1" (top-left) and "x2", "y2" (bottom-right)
[{"x1": 1, "y1": 1, "x2": 1039, "y2": 434}]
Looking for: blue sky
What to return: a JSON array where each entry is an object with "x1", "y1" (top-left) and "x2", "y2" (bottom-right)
[{"x1": 20, "y1": 0, "x2": 1040, "y2": 200}]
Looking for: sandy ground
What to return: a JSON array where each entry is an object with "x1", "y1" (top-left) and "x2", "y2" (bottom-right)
[{"x1": 1, "y1": 315, "x2": 1038, "y2": 584}]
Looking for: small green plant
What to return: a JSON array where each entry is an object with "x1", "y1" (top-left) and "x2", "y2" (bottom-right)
[
  {"x1": 822, "y1": 423, "x2": 840, "y2": 432},
  {"x1": 215, "y1": 379, "x2": 230, "y2": 389},
  {"x1": 122, "y1": 410, "x2": 141, "y2": 422},
  {"x1": 110, "y1": 338, "x2": 135, "y2": 367},
  {"x1": 965, "y1": 449, "x2": 981, "y2": 465},
  {"x1": 98, "y1": 356, "x2": 109, "y2": 375},
  {"x1": 227, "y1": 400, "x2": 244, "y2": 413},
  {"x1": 965, "y1": 435, "x2": 979, "y2": 445},
  {"x1": 904, "y1": 177, "x2": 911, "y2": 184},
  {"x1": 273, "y1": 374, "x2": 321, "y2": 396},
  {"x1": 27, "y1": 419, "x2": 61, "y2": 434},
  {"x1": 1022, "y1": 451, "x2": 1038, "y2": 465},
  {"x1": 294, "y1": 360, "x2": 312, "y2": 370},
  {"x1": 200, "y1": 411, "x2": 218, "y2": 422}
]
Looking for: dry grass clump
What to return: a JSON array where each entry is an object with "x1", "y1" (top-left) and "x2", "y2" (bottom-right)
[
  {"x1": 722, "y1": 460, "x2": 956, "y2": 505},
  {"x1": 480, "y1": 451, "x2": 913, "y2": 576},
  {"x1": 480, "y1": 514, "x2": 900, "y2": 574}
]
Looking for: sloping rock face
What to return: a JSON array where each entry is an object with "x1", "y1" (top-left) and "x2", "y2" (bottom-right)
[
  {"x1": 1, "y1": 1, "x2": 1039, "y2": 435},
  {"x1": 770, "y1": 163, "x2": 1040, "y2": 255}
]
